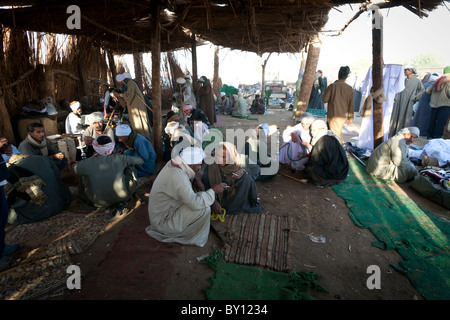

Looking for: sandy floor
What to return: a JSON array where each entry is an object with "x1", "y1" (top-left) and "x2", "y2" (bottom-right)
[{"x1": 58, "y1": 107, "x2": 449, "y2": 301}]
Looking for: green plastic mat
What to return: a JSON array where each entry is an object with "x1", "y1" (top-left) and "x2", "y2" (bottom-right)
[
  {"x1": 306, "y1": 108, "x2": 327, "y2": 117},
  {"x1": 333, "y1": 158, "x2": 450, "y2": 299},
  {"x1": 231, "y1": 114, "x2": 258, "y2": 121},
  {"x1": 202, "y1": 249, "x2": 326, "y2": 300}
]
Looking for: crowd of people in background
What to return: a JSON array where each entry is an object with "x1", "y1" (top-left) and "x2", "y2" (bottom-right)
[{"x1": 1, "y1": 63, "x2": 449, "y2": 271}]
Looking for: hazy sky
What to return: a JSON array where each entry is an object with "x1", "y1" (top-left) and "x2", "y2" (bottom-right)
[{"x1": 139, "y1": 4, "x2": 449, "y2": 86}]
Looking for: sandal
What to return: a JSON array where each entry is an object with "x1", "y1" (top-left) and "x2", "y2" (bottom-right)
[{"x1": 103, "y1": 207, "x2": 130, "y2": 222}]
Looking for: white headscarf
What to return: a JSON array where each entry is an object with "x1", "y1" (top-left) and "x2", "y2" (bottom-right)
[
  {"x1": 116, "y1": 74, "x2": 125, "y2": 82},
  {"x1": 165, "y1": 121, "x2": 180, "y2": 135},
  {"x1": 300, "y1": 112, "x2": 315, "y2": 124},
  {"x1": 92, "y1": 135, "x2": 115, "y2": 156},
  {"x1": 180, "y1": 147, "x2": 204, "y2": 165},
  {"x1": 88, "y1": 111, "x2": 104, "y2": 125},
  {"x1": 116, "y1": 124, "x2": 132, "y2": 136},
  {"x1": 70, "y1": 101, "x2": 81, "y2": 111},
  {"x1": 399, "y1": 127, "x2": 420, "y2": 137}
]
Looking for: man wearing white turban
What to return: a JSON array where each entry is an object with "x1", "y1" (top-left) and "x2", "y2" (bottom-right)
[
  {"x1": 388, "y1": 66, "x2": 425, "y2": 138},
  {"x1": 279, "y1": 112, "x2": 314, "y2": 171},
  {"x1": 65, "y1": 101, "x2": 83, "y2": 134},
  {"x1": 366, "y1": 126, "x2": 420, "y2": 183},
  {"x1": 145, "y1": 147, "x2": 227, "y2": 247},
  {"x1": 114, "y1": 73, "x2": 153, "y2": 139},
  {"x1": 71, "y1": 135, "x2": 144, "y2": 220},
  {"x1": 116, "y1": 124, "x2": 156, "y2": 178},
  {"x1": 82, "y1": 112, "x2": 115, "y2": 157}
]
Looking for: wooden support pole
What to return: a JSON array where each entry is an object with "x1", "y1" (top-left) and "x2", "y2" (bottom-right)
[
  {"x1": 107, "y1": 49, "x2": 118, "y2": 88},
  {"x1": 191, "y1": 33, "x2": 198, "y2": 94},
  {"x1": 261, "y1": 53, "x2": 272, "y2": 100},
  {"x1": 372, "y1": 6, "x2": 384, "y2": 149},
  {"x1": 151, "y1": 1, "x2": 162, "y2": 160},
  {"x1": 213, "y1": 45, "x2": 220, "y2": 98},
  {"x1": 295, "y1": 35, "x2": 321, "y2": 118},
  {"x1": 133, "y1": 52, "x2": 144, "y2": 90},
  {"x1": 0, "y1": 89, "x2": 15, "y2": 144}
]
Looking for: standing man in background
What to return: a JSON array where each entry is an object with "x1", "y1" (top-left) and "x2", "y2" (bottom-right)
[{"x1": 323, "y1": 66, "x2": 354, "y2": 144}]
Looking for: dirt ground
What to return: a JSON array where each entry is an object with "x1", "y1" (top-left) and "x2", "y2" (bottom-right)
[{"x1": 59, "y1": 106, "x2": 449, "y2": 301}]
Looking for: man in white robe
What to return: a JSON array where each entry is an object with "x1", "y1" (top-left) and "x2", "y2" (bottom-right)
[
  {"x1": 145, "y1": 147, "x2": 226, "y2": 247},
  {"x1": 366, "y1": 127, "x2": 420, "y2": 183},
  {"x1": 65, "y1": 101, "x2": 83, "y2": 134}
]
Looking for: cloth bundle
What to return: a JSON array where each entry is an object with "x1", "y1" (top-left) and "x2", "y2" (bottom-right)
[
  {"x1": 5, "y1": 165, "x2": 47, "y2": 206},
  {"x1": 419, "y1": 168, "x2": 450, "y2": 191},
  {"x1": 360, "y1": 87, "x2": 387, "y2": 118}
]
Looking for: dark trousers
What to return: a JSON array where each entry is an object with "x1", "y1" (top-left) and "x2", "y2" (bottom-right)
[
  {"x1": 0, "y1": 186, "x2": 7, "y2": 257},
  {"x1": 428, "y1": 106, "x2": 450, "y2": 139}
]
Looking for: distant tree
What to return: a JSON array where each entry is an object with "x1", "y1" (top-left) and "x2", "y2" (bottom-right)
[{"x1": 402, "y1": 53, "x2": 445, "y2": 69}]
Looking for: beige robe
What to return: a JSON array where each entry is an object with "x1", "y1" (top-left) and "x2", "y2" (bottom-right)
[
  {"x1": 118, "y1": 80, "x2": 153, "y2": 139},
  {"x1": 323, "y1": 79, "x2": 354, "y2": 143},
  {"x1": 366, "y1": 132, "x2": 418, "y2": 183},
  {"x1": 145, "y1": 159, "x2": 215, "y2": 247}
]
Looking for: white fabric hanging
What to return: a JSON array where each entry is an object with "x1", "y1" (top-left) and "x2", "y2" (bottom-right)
[{"x1": 357, "y1": 64, "x2": 405, "y2": 150}]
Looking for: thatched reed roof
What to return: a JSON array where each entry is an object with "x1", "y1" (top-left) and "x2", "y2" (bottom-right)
[{"x1": 0, "y1": 0, "x2": 444, "y2": 55}]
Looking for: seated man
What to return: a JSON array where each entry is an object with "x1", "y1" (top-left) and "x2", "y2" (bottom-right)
[
  {"x1": 0, "y1": 137, "x2": 19, "y2": 163},
  {"x1": 249, "y1": 94, "x2": 265, "y2": 114},
  {"x1": 18, "y1": 122, "x2": 67, "y2": 171},
  {"x1": 71, "y1": 135, "x2": 144, "y2": 221},
  {"x1": 115, "y1": 124, "x2": 156, "y2": 178},
  {"x1": 244, "y1": 123, "x2": 279, "y2": 182},
  {"x1": 0, "y1": 139, "x2": 21, "y2": 272},
  {"x1": 65, "y1": 101, "x2": 83, "y2": 134},
  {"x1": 5, "y1": 154, "x2": 71, "y2": 225},
  {"x1": 145, "y1": 147, "x2": 226, "y2": 247},
  {"x1": 366, "y1": 127, "x2": 420, "y2": 183},
  {"x1": 82, "y1": 112, "x2": 115, "y2": 158},
  {"x1": 279, "y1": 112, "x2": 314, "y2": 171},
  {"x1": 202, "y1": 142, "x2": 261, "y2": 215},
  {"x1": 303, "y1": 119, "x2": 349, "y2": 187},
  {"x1": 232, "y1": 92, "x2": 248, "y2": 117},
  {"x1": 217, "y1": 92, "x2": 231, "y2": 115},
  {"x1": 182, "y1": 104, "x2": 211, "y2": 129}
]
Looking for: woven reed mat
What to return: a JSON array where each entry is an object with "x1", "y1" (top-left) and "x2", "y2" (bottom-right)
[
  {"x1": 223, "y1": 214, "x2": 292, "y2": 272},
  {"x1": 1, "y1": 212, "x2": 107, "y2": 300}
]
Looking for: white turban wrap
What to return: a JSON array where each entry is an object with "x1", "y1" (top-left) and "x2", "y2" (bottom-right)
[
  {"x1": 116, "y1": 74, "x2": 125, "y2": 82},
  {"x1": 259, "y1": 123, "x2": 270, "y2": 136},
  {"x1": 300, "y1": 112, "x2": 315, "y2": 124},
  {"x1": 116, "y1": 124, "x2": 132, "y2": 137},
  {"x1": 399, "y1": 127, "x2": 420, "y2": 137},
  {"x1": 180, "y1": 147, "x2": 204, "y2": 165},
  {"x1": 88, "y1": 111, "x2": 104, "y2": 125},
  {"x1": 123, "y1": 72, "x2": 132, "y2": 79},
  {"x1": 176, "y1": 77, "x2": 186, "y2": 84},
  {"x1": 92, "y1": 135, "x2": 115, "y2": 156},
  {"x1": 70, "y1": 101, "x2": 81, "y2": 111},
  {"x1": 165, "y1": 121, "x2": 180, "y2": 135},
  {"x1": 311, "y1": 119, "x2": 327, "y2": 130},
  {"x1": 429, "y1": 73, "x2": 440, "y2": 82}
]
